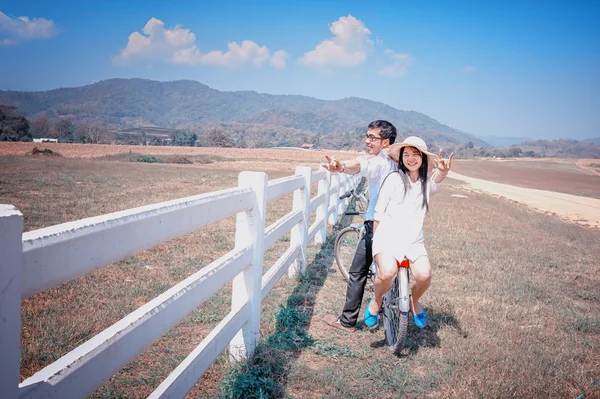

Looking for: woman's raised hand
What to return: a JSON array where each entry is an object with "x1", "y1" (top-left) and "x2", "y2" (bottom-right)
[{"x1": 436, "y1": 148, "x2": 454, "y2": 175}]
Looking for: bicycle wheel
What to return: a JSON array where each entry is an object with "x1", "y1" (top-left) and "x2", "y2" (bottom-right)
[
  {"x1": 383, "y1": 274, "x2": 409, "y2": 355},
  {"x1": 334, "y1": 226, "x2": 362, "y2": 281}
]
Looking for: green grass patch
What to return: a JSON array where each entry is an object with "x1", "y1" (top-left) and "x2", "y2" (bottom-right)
[
  {"x1": 104, "y1": 152, "x2": 233, "y2": 165},
  {"x1": 572, "y1": 316, "x2": 600, "y2": 334},
  {"x1": 220, "y1": 306, "x2": 313, "y2": 399},
  {"x1": 187, "y1": 293, "x2": 230, "y2": 324},
  {"x1": 576, "y1": 291, "x2": 599, "y2": 301},
  {"x1": 218, "y1": 224, "x2": 347, "y2": 399},
  {"x1": 131, "y1": 154, "x2": 164, "y2": 163},
  {"x1": 220, "y1": 345, "x2": 287, "y2": 399},
  {"x1": 314, "y1": 342, "x2": 364, "y2": 359}
]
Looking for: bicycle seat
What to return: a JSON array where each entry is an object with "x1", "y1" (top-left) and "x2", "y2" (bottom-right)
[{"x1": 396, "y1": 258, "x2": 409, "y2": 268}]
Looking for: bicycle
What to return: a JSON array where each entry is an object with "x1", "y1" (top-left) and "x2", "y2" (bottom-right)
[{"x1": 333, "y1": 189, "x2": 412, "y2": 355}]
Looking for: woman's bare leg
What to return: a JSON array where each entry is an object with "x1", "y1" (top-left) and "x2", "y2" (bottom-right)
[
  {"x1": 410, "y1": 256, "x2": 432, "y2": 314},
  {"x1": 368, "y1": 253, "x2": 398, "y2": 315}
]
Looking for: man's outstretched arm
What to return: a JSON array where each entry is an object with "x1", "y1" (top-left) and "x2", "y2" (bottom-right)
[{"x1": 321, "y1": 155, "x2": 361, "y2": 174}]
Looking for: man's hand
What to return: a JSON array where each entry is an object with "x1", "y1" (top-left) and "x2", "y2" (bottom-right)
[{"x1": 321, "y1": 155, "x2": 344, "y2": 173}]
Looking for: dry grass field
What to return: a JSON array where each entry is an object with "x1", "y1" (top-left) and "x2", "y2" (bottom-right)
[{"x1": 1, "y1": 142, "x2": 599, "y2": 398}]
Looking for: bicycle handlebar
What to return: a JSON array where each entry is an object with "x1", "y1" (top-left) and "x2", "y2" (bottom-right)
[
  {"x1": 339, "y1": 189, "x2": 355, "y2": 200},
  {"x1": 344, "y1": 211, "x2": 365, "y2": 216}
]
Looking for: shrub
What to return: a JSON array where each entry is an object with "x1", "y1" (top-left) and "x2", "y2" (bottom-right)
[
  {"x1": 131, "y1": 155, "x2": 163, "y2": 163},
  {"x1": 167, "y1": 156, "x2": 192, "y2": 164},
  {"x1": 29, "y1": 147, "x2": 62, "y2": 157}
]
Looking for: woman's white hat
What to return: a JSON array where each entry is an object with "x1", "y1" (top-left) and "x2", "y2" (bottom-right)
[{"x1": 388, "y1": 136, "x2": 439, "y2": 165}]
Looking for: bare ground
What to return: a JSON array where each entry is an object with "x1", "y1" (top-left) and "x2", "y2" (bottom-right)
[
  {"x1": 452, "y1": 158, "x2": 600, "y2": 199},
  {"x1": 448, "y1": 170, "x2": 600, "y2": 228}
]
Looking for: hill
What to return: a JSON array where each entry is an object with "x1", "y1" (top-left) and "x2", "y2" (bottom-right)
[
  {"x1": 583, "y1": 137, "x2": 600, "y2": 145},
  {"x1": 515, "y1": 139, "x2": 600, "y2": 158},
  {"x1": 478, "y1": 135, "x2": 533, "y2": 148},
  {"x1": 0, "y1": 78, "x2": 488, "y2": 150}
]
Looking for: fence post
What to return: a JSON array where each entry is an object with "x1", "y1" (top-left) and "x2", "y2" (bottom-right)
[
  {"x1": 229, "y1": 172, "x2": 267, "y2": 361},
  {"x1": 0, "y1": 205, "x2": 23, "y2": 399},
  {"x1": 328, "y1": 172, "x2": 339, "y2": 226},
  {"x1": 289, "y1": 166, "x2": 311, "y2": 277},
  {"x1": 315, "y1": 167, "x2": 329, "y2": 244}
]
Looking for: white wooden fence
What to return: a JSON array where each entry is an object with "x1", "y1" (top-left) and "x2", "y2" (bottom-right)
[{"x1": 0, "y1": 166, "x2": 361, "y2": 399}]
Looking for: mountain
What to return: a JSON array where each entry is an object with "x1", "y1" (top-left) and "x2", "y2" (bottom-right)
[
  {"x1": 478, "y1": 135, "x2": 533, "y2": 148},
  {"x1": 583, "y1": 138, "x2": 600, "y2": 145},
  {"x1": 0, "y1": 78, "x2": 489, "y2": 149}
]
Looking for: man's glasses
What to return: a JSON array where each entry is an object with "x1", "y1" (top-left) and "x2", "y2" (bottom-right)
[{"x1": 365, "y1": 134, "x2": 384, "y2": 143}]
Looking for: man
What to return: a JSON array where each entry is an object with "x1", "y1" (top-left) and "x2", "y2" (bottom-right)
[{"x1": 321, "y1": 120, "x2": 397, "y2": 332}]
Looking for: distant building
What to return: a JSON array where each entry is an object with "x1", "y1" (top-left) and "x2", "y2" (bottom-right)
[
  {"x1": 33, "y1": 138, "x2": 58, "y2": 143},
  {"x1": 301, "y1": 143, "x2": 316, "y2": 150}
]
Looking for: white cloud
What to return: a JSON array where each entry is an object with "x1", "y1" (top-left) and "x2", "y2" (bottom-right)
[
  {"x1": 300, "y1": 15, "x2": 373, "y2": 67},
  {"x1": 463, "y1": 66, "x2": 476, "y2": 73},
  {"x1": 197, "y1": 40, "x2": 271, "y2": 68},
  {"x1": 115, "y1": 18, "x2": 287, "y2": 69},
  {"x1": 377, "y1": 49, "x2": 414, "y2": 77},
  {"x1": 116, "y1": 18, "x2": 196, "y2": 63},
  {"x1": 269, "y1": 50, "x2": 289, "y2": 69},
  {"x1": 0, "y1": 11, "x2": 58, "y2": 45}
]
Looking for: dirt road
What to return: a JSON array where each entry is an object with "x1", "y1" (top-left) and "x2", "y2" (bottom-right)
[{"x1": 449, "y1": 171, "x2": 600, "y2": 228}]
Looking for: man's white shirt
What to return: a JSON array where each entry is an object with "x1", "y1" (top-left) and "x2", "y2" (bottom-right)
[{"x1": 357, "y1": 149, "x2": 397, "y2": 221}]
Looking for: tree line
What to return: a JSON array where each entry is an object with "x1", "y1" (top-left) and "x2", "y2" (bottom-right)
[
  {"x1": 0, "y1": 106, "x2": 108, "y2": 144},
  {"x1": 0, "y1": 106, "x2": 322, "y2": 148},
  {"x1": 2, "y1": 105, "x2": 599, "y2": 158},
  {"x1": 0, "y1": 106, "x2": 202, "y2": 147}
]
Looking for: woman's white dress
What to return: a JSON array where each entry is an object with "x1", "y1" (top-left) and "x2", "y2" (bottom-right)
[{"x1": 372, "y1": 172, "x2": 439, "y2": 262}]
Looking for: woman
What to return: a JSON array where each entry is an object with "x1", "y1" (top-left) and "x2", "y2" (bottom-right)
[{"x1": 364, "y1": 136, "x2": 453, "y2": 328}]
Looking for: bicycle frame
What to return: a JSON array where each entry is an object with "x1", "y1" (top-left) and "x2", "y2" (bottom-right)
[
  {"x1": 340, "y1": 189, "x2": 369, "y2": 214},
  {"x1": 396, "y1": 259, "x2": 410, "y2": 313},
  {"x1": 350, "y1": 192, "x2": 369, "y2": 235}
]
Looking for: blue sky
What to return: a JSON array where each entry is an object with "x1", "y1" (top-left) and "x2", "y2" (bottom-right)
[{"x1": 0, "y1": 0, "x2": 599, "y2": 140}]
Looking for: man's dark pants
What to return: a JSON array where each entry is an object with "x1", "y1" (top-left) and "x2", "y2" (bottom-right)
[{"x1": 339, "y1": 220, "x2": 374, "y2": 327}]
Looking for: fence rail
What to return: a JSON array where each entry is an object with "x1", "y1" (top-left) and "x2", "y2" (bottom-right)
[{"x1": 0, "y1": 166, "x2": 361, "y2": 399}]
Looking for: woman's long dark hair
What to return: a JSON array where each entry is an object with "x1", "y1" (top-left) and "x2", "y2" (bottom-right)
[{"x1": 398, "y1": 146, "x2": 429, "y2": 212}]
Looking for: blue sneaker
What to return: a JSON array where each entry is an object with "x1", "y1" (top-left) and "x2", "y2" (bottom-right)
[
  {"x1": 413, "y1": 303, "x2": 426, "y2": 328},
  {"x1": 364, "y1": 297, "x2": 379, "y2": 327}
]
